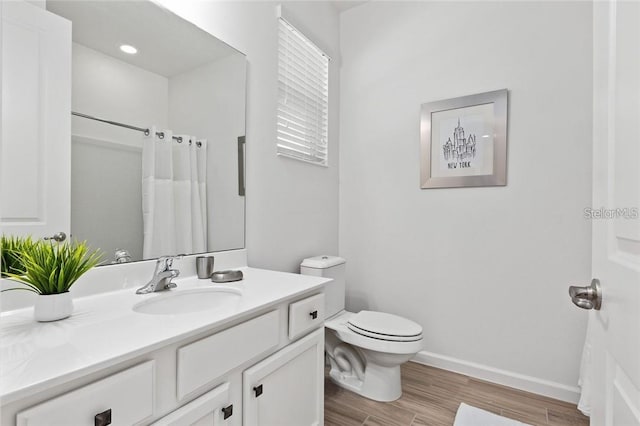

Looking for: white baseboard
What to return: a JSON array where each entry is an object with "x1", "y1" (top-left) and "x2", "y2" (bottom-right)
[{"x1": 412, "y1": 350, "x2": 580, "y2": 404}]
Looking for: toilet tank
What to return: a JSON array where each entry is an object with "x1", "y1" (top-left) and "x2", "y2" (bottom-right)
[{"x1": 300, "y1": 256, "x2": 346, "y2": 319}]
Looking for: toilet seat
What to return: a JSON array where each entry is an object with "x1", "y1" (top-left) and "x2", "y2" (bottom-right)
[
  {"x1": 348, "y1": 324, "x2": 423, "y2": 342},
  {"x1": 347, "y1": 311, "x2": 422, "y2": 342},
  {"x1": 325, "y1": 310, "x2": 423, "y2": 355}
]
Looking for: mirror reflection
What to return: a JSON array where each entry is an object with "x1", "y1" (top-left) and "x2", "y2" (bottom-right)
[{"x1": 47, "y1": 1, "x2": 247, "y2": 264}]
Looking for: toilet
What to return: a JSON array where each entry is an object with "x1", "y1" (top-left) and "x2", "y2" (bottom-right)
[{"x1": 301, "y1": 256, "x2": 423, "y2": 402}]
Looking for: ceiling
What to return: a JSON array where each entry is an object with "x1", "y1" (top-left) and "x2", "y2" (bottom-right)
[
  {"x1": 47, "y1": 1, "x2": 240, "y2": 78},
  {"x1": 331, "y1": 1, "x2": 369, "y2": 13}
]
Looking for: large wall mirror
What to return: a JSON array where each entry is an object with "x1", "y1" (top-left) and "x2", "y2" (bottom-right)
[{"x1": 47, "y1": 1, "x2": 246, "y2": 264}]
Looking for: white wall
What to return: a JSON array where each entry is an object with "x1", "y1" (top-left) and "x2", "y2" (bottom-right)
[
  {"x1": 71, "y1": 43, "x2": 169, "y2": 262},
  {"x1": 72, "y1": 43, "x2": 170, "y2": 147},
  {"x1": 339, "y1": 2, "x2": 592, "y2": 400},
  {"x1": 156, "y1": 0, "x2": 341, "y2": 272},
  {"x1": 25, "y1": 0, "x2": 45, "y2": 9},
  {"x1": 169, "y1": 54, "x2": 246, "y2": 252}
]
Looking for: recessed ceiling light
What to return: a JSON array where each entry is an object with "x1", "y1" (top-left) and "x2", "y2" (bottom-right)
[{"x1": 120, "y1": 44, "x2": 138, "y2": 55}]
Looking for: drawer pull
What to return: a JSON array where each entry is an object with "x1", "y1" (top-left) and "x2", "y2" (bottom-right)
[
  {"x1": 309, "y1": 310, "x2": 318, "y2": 320},
  {"x1": 254, "y1": 384, "x2": 263, "y2": 397},
  {"x1": 222, "y1": 404, "x2": 233, "y2": 420},
  {"x1": 94, "y1": 409, "x2": 112, "y2": 426}
]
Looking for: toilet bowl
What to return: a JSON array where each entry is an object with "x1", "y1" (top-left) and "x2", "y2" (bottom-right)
[
  {"x1": 325, "y1": 310, "x2": 423, "y2": 401},
  {"x1": 300, "y1": 256, "x2": 423, "y2": 402}
]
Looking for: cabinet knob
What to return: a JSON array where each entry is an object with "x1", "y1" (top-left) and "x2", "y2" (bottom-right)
[
  {"x1": 222, "y1": 404, "x2": 233, "y2": 420},
  {"x1": 254, "y1": 384, "x2": 263, "y2": 397},
  {"x1": 94, "y1": 408, "x2": 112, "y2": 426},
  {"x1": 309, "y1": 310, "x2": 318, "y2": 320}
]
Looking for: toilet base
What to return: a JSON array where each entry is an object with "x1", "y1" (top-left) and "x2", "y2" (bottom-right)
[
  {"x1": 324, "y1": 312, "x2": 420, "y2": 402},
  {"x1": 328, "y1": 360, "x2": 403, "y2": 402}
]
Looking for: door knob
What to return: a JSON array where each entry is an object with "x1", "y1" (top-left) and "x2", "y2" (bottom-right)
[
  {"x1": 569, "y1": 278, "x2": 602, "y2": 310},
  {"x1": 44, "y1": 231, "x2": 67, "y2": 242}
]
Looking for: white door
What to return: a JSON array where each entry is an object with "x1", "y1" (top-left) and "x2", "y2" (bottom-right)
[
  {"x1": 582, "y1": 1, "x2": 640, "y2": 425},
  {"x1": 243, "y1": 328, "x2": 324, "y2": 426},
  {"x1": 0, "y1": 0, "x2": 71, "y2": 240}
]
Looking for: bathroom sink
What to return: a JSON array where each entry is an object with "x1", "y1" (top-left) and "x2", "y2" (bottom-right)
[{"x1": 133, "y1": 287, "x2": 242, "y2": 315}]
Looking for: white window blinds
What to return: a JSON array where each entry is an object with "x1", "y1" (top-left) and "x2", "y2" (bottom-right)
[{"x1": 277, "y1": 18, "x2": 329, "y2": 166}]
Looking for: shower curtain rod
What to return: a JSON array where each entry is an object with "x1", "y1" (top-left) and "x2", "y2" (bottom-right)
[{"x1": 71, "y1": 111, "x2": 185, "y2": 143}]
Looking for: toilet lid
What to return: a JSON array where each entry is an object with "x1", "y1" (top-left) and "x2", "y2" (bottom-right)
[{"x1": 347, "y1": 311, "x2": 423, "y2": 342}]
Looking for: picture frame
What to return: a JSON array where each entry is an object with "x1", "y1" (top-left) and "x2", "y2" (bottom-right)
[{"x1": 420, "y1": 89, "x2": 508, "y2": 189}]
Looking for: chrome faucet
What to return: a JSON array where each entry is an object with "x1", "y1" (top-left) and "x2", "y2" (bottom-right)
[
  {"x1": 113, "y1": 248, "x2": 132, "y2": 264},
  {"x1": 136, "y1": 255, "x2": 182, "y2": 294}
]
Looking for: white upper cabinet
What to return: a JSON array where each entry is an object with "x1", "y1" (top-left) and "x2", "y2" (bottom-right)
[{"x1": 0, "y1": 1, "x2": 71, "y2": 239}]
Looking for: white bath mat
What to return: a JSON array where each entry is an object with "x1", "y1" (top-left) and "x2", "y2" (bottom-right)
[{"x1": 453, "y1": 403, "x2": 532, "y2": 426}]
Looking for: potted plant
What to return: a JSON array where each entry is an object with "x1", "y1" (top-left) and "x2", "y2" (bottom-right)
[{"x1": 2, "y1": 237, "x2": 102, "y2": 322}]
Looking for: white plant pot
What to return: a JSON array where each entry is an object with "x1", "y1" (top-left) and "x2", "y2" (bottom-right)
[{"x1": 34, "y1": 292, "x2": 73, "y2": 322}]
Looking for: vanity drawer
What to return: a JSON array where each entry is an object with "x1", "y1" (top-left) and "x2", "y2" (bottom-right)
[
  {"x1": 16, "y1": 361, "x2": 154, "y2": 426},
  {"x1": 177, "y1": 310, "x2": 280, "y2": 400},
  {"x1": 288, "y1": 293, "x2": 325, "y2": 340}
]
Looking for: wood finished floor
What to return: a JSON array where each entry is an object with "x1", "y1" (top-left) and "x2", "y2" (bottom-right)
[{"x1": 324, "y1": 362, "x2": 589, "y2": 426}]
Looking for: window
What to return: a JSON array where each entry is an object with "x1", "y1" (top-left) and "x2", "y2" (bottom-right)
[{"x1": 277, "y1": 17, "x2": 330, "y2": 166}]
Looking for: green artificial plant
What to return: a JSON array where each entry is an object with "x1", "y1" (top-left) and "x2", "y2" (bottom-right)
[{"x1": 2, "y1": 238, "x2": 102, "y2": 295}]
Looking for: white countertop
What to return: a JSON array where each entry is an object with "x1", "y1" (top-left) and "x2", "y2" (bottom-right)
[{"x1": 0, "y1": 267, "x2": 329, "y2": 404}]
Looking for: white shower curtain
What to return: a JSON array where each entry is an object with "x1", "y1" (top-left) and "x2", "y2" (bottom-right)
[{"x1": 142, "y1": 127, "x2": 207, "y2": 259}]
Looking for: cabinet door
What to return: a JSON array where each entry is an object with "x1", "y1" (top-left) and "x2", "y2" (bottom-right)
[
  {"x1": 0, "y1": 0, "x2": 71, "y2": 238},
  {"x1": 243, "y1": 328, "x2": 324, "y2": 426},
  {"x1": 153, "y1": 382, "x2": 234, "y2": 426}
]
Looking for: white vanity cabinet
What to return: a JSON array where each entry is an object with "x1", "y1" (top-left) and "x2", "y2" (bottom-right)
[
  {"x1": 243, "y1": 328, "x2": 324, "y2": 426},
  {"x1": 4, "y1": 290, "x2": 326, "y2": 426}
]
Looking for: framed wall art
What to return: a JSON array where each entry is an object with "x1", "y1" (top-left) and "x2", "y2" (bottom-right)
[{"x1": 420, "y1": 89, "x2": 508, "y2": 189}]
